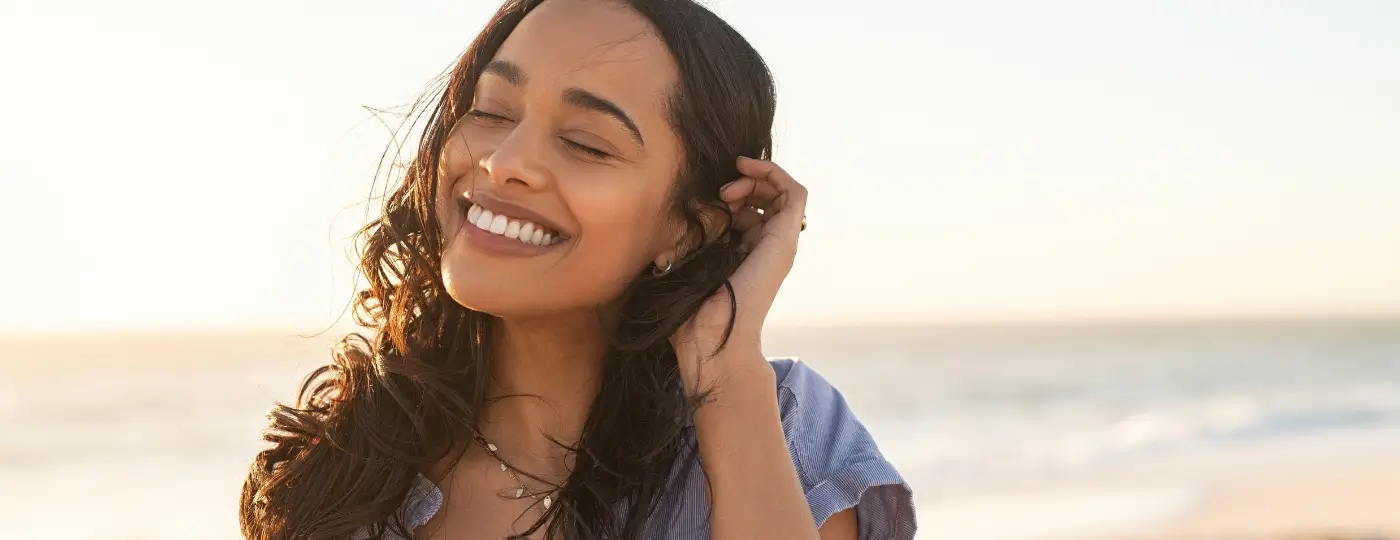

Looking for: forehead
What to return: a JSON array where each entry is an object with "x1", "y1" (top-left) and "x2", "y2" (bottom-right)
[{"x1": 490, "y1": 0, "x2": 678, "y2": 115}]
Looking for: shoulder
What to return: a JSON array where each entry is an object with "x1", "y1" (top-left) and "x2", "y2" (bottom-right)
[
  {"x1": 350, "y1": 472, "x2": 442, "y2": 540},
  {"x1": 766, "y1": 357, "x2": 894, "y2": 479},
  {"x1": 766, "y1": 358, "x2": 918, "y2": 540}
]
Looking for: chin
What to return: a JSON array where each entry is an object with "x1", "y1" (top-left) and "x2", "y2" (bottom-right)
[
  {"x1": 442, "y1": 258, "x2": 527, "y2": 317},
  {"x1": 440, "y1": 251, "x2": 637, "y2": 321},
  {"x1": 439, "y1": 256, "x2": 571, "y2": 319}
]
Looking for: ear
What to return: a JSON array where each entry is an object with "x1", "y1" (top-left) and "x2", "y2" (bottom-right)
[{"x1": 653, "y1": 203, "x2": 730, "y2": 270}]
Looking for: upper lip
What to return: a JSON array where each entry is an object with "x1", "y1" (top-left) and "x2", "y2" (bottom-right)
[{"x1": 462, "y1": 191, "x2": 571, "y2": 238}]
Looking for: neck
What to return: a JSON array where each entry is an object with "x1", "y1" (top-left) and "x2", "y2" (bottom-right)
[{"x1": 479, "y1": 310, "x2": 607, "y2": 471}]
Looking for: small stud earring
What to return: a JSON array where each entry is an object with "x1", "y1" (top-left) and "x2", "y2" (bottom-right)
[{"x1": 653, "y1": 261, "x2": 674, "y2": 276}]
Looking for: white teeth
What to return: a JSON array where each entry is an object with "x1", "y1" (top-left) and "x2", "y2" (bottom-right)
[{"x1": 467, "y1": 203, "x2": 561, "y2": 246}]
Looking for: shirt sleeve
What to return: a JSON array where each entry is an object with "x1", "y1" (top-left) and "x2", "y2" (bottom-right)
[{"x1": 770, "y1": 358, "x2": 918, "y2": 540}]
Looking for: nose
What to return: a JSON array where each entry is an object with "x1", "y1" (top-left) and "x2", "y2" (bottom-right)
[{"x1": 478, "y1": 124, "x2": 553, "y2": 191}]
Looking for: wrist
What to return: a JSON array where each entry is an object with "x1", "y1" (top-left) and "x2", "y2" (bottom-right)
[
  {"x1": 672, "y1": 328, "x2": 761, "y2": 361},
  {"x1": 673, "y1": 341, "x2": 773, "y2": 397},
  {"x1": 700, "y1": 350, "x2": 776, "y2": 398},
  {"x1": 691, "y1": 353, "x2": 780, "y2": 425}
]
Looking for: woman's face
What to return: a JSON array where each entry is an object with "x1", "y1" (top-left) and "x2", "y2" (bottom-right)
[{"x1": 435, "y1": 0, "x2": 685, "y2": 318}]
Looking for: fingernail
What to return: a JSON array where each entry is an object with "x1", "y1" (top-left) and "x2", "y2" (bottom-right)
[{"x1": 720, "y1": 180, "x2": 737, "y2": 190}]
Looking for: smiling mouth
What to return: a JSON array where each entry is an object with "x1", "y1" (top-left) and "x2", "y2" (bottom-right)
[{"x1": 461, "y1": 201, "x2": 564, "y2": 247}]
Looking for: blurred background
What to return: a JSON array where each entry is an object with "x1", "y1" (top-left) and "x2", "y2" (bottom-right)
[{"x1": 2, "y1": 1, "x2": 1398, "y2": 539}]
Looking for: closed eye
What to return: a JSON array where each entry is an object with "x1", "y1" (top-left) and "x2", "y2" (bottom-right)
[
  {"x1": 562, "y1": 138, "x2": 612, "y2": 160},
  {"x1": 467, "y1": 109, "x2": 611, "y2": 160},
  {"x1": 466, "y1": 109, "x2": 512, "y2": 123}
]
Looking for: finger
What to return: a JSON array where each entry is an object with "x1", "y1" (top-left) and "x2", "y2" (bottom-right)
[
  {"x1": 720, "y1": 177, "x2": 755, "y2": 202},
  {"x1": 736, "y1": 157, "x2": 807, "y2": 237},
  {"x1": 737, "y1": 157, "x2": 804, "y2": 201},
  {"x1": 721, "y1": 176, "x2": 781, "y2": 211},
  {"x1": 730, "y1": 206, "x2": 767, "y2": 232},
  {"x1": 721, "y1": 178, "x2": 755, "y2": 213},
  {"x1": 742, "y1": 177, "x2": 781, "y2": 208}
]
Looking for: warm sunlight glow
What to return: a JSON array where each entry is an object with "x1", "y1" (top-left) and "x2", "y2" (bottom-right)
[{"x1": 2, "y1": 1, "x2": 1397, "y2": 331}]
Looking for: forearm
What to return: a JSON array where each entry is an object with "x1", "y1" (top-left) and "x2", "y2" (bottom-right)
[{"x1": 689, "y1": 350, "x2": 819, "y2": 540}]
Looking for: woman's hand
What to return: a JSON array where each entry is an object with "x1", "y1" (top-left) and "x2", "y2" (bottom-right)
[
  {"x1": 672, "y1": 158, "x2": 824, "y2": 540},
  {"x1": 670, "y1": 156, "x2": 807, "y2": 393}
]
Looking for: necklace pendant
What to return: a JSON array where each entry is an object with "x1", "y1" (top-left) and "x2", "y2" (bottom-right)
[
  {"x1": 543, "y1": 496, "x2": 552, "y2": 509},
  {"x1": 515, "y1": 486, "x2": 525, "y2": 499},
  {"x1": 500, "y1": 462, "x2": 507, "y2": 472}
]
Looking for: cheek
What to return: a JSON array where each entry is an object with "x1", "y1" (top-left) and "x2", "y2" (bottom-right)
[
  {"x1": 557, "y1": 179, "x2": 671, "y2": 293},
  {"x1": 434, "y1": 128, "x2": 492, "y2": 228},
  {"x1": 437, "y1": 126, "x2": 484, "y2": 188}
]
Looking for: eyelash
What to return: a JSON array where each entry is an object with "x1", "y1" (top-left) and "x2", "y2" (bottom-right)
[
  {"x1": 561, "y1": 139, "x2": 612, "y2": 160},
  {"x1": 466, "y1": 109, "x2": 614, "y2": 161},
  {"x1": 466, "y1": 109, "x2": 510, "y2": 124}
]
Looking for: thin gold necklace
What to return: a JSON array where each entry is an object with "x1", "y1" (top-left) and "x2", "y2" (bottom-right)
[{"x1": 476, "y1": 436, "x2": 554, "y2": 510}]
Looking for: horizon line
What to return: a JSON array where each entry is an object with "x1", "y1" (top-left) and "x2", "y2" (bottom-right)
[{"x1": 3, "y1": 311, "x2": 1398, "y2": 339}]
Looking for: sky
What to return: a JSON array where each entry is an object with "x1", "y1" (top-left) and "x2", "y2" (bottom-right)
[{"x1": 1, "y1": 0, "x2": 1397, "y2": 332}]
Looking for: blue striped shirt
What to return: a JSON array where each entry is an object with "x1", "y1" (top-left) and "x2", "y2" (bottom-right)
[{"x1": 365, "y1": 358, "x2": 916, "y2": 539}]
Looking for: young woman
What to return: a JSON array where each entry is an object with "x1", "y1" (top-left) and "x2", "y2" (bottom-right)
[{"x1": 239, "y1": 1, "x2": 915, "y2": 538}]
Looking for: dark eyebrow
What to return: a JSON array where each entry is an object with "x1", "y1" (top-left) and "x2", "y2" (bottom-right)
[
  {"x1": 563, "y1": 88, "x2": 645, "y2": 148},
  {"x1": 480, "y1": 61, "x2": 644, "y2": 149},
  {"x1": 482, "y1": 60, "x2": 526, "y2": 86}
]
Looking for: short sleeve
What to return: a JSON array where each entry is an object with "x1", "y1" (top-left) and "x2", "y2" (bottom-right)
[
  {"x1": 770, "y1": 358, "x2": 917, "y2": 540},
  {"x1": 350, "y1": 474, "x2": 443, "y2": 540}
]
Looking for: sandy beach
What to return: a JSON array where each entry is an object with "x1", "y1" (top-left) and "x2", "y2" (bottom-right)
[
  {"x1": 1124, "y1": 452, "x2": 1400, "y2": 540},
  {"x1": 912, "y1": 427, "x2": 1400, "y2": 540}
]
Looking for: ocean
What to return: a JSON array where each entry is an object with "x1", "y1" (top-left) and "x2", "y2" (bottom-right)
[{"x1": 3, "y1": 318, "x2": 1399, "y2": 539}]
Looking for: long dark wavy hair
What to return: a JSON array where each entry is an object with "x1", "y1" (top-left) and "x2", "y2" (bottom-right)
[{"x1": 239, "y1": 1, "x2": 776, "y2": 538}]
